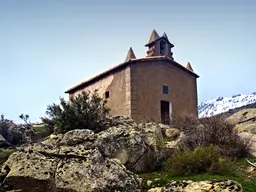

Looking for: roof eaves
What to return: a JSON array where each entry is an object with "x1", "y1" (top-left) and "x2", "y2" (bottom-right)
[
  {"x1": 65, "y1": 60, "x2": 132, "y2": 93},
  {"x1": 145, "y1": 36, "x2": 174, "y2": 47},
  {"x1": 135, "y1": 56, "x2": 199, "y2": 78},
  {"x1": 169, "y1": 58, "x2": 199, "y2": 78},
  {"x1": 65, "y1": 56, "x2": 199, "y2": 94}
]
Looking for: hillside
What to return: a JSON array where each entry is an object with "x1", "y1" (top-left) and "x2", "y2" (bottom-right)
[{"x1": 199, "y1": 93, "x2": 256, "y2": 118}]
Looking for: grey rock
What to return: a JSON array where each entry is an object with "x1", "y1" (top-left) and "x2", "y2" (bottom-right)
[
  {"x1": 0, "y1": 135, "x2": 11, "y2": 148},
  {"x1": 148, "y1": 180, "x2": 243, "y2": 192},
  {"x1": 0, "y1": 116, "x2": 184, "y2": 191},
  {"x1": 1, "y1": 127, "x2": 142, "y2": 192},
  {"x1": 1, "y1": 151, "x2": 57, "y2": 192},
  {"x1": 227, "y1": 109, "x2": 256, "y2": 157},
  {"x1": 0, "y1": 123, "x2": 35, "y2": 146}
]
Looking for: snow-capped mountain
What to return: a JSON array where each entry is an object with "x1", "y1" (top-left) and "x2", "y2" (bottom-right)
[{"x1": 198, "y1": 92, "x2": 256, "y2": 118}]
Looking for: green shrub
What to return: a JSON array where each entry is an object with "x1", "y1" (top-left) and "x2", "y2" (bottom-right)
[
  {"x1": 31, "y1": 125, "x2": 51, "y2": 141},
  {"x1": 164, "y1": 145, "x2": 232, "y2": 176},
  {"x1": 170, "y1": 116, "x2": 250, "y2": 158},
  {"x1": 41, "y1": 90, "x2": 110, "y2": 134},
  {"x1": 0, "y1": 149, "x2": 14, "y2": 164}
]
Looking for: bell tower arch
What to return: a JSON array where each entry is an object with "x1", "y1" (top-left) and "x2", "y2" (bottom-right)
[{"x1": 145, "y1": 29, "x2": 174, "y2": 60}]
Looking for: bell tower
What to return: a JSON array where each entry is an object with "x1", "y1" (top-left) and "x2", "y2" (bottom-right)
[{"x1": 145, "y1": 29, "x2": 174, "y2": 60}]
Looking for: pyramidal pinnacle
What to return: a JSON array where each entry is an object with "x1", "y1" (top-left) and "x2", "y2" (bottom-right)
[{"x1": 125, "y1": 47, "x2": 136, "y2": 62}]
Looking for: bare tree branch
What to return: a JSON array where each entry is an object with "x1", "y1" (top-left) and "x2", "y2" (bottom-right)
[{"x1": 246, "y1": 158, "x2": 256, "y2": 167}]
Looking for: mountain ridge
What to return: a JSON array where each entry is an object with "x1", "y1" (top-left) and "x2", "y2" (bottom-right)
[{"x1": 199, "y1": 92, "x2": 256, "y2": 118}]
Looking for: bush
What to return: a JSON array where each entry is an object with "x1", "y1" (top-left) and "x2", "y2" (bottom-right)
[
  {"x1": 171, "y1": 116, "x2": 250, "y2": 158},
  {"x1": 0, "y1": 149, "x2": 14, "y2": 164},
  {"x1": 164, "y1": 145, "x2": 231, "y2": 176},
  {"x1": 31, "y1": 125, "x2": 51, "y2": 141},
  {"x1": 41, "y1": 90, "x2": 110, "y2": 134}
]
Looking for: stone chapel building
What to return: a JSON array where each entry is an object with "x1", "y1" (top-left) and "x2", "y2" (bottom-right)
[{"x1": 65, "y1": 30, "x2": 199, "y2": 124}]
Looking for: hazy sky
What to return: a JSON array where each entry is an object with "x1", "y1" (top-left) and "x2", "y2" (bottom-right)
[{"x1": 0, "y1": 0, "x2": 255, "y2": 123}]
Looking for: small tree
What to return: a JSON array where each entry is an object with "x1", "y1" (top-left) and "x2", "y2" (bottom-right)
[
  {"x1": 41, "y1": 90, "x2": 110, "y2": 134},
  {"x1": 19, "y1": 114, "x2": 31, "y2": 127}
]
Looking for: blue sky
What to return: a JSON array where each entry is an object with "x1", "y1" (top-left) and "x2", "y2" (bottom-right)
[{"x1": 0, "y1": 0, "x2": 255, "y2": 123}]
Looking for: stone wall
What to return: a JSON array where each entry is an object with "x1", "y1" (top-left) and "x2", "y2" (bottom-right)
[
  {"x1": 69, "y1": 67, "x2": 131, "y2": 117},
  {"x1": 69, "y1": 59, "x2": 198, "y2": 124},
  {"x1": 130, "y1": 60, "x2": 198, "y2": 123}
]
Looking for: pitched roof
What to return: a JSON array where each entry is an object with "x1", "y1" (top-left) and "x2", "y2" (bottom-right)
[
  {"x1": 125, "y1": 47, "x2": 136, "y2": 62},
  {"x1": 163, "y1": 32, "x2": 169, "y2": 41},
  {"x1": 65, "y1": 56, "x2": 199, "y2": 94},
  {"x1": 145, "y1": 31, "x2": 174, "y2": 48},
  {"x1": 186, "y1": 62, "x2": 194, "y2": 71},
  {"x1": 147, "y1": 29, "x2": 160, "y2": 45}
]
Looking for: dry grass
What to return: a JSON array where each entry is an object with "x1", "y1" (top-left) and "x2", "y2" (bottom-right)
[{"x1": 170, "y1": 116, "x2": 251, "y2": 158}]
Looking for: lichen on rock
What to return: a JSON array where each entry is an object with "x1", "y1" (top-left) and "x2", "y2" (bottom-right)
[
  {"x1": 0, "y1": 116, "x2": 185, "y2": 192},
  {"x1": 147, "y1": 180, "x2": 243, "y2": 192}
]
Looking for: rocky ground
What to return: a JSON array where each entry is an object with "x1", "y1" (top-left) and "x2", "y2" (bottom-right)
[
  {"x1": 0, "y1": 116, "x2": 183, "y2": 192},
  {"x1": 0, "y1": 122, "x2": 35, "y2": 148},
  {"x1": 0, "y1": 112, "x2": 255, "y2": 191},
  {"x1": 148, "y1": 180, "x2": 243, "y2": 192},
  {"x1": 227, "y1": 108, "x2": 256, "y2": 157}
]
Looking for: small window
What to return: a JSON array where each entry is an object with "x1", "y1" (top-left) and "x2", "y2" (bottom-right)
[
  {"x1": 163, "y1": 86, "x2": 168, "y2": 94},
  {"x1": 105, "y1": 91, "x2": 110, "y2": 99}
]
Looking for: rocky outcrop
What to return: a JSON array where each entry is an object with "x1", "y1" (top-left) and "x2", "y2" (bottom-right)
[
  {"x1": 96, "y1": 117, "x2": 181, "y2": 173},
  {"x1": 1, "y1": 150, "x2": 141, "y2": 192},
  {"x1": 239, "y1": 132, "x2": 256, "y2": 157},
  {"x1": 0, "y1": 135, "x2": 11, "y2": 148},
  {"x1": 227, "y1": 109, "x2": 256, "y2": 157},
  {"x1": 1, "y1": 130, "x2": 142, "y2": 192},
  {"x1": 0, "y1": 122, "x2": 35, "y2": 146},
  {"x1": 147, "y1": 180, "x2": 243, "y2": 192},
  {"x1": 227, "y1": 109, "x2": 256, "y2": 130},
  {"x1": 0, "y1": 116, "x2": 183, "y2": 192}
]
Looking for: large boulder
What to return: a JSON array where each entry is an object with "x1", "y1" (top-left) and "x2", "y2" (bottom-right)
[
  {"x1": 239, "y1": 132, "x2": 256, "y2": 157},
  {"x1": 227, "y1": 109, "x2": 256, "y2": 126},
  {"x1": 147, "y1": 180, "x2": 243, "y2": 192},
  {"x1": 227, "y1": 109, "x2": 256, "y2": 157},
  {"x1": 95, "y1": 125, "x2": 148, "y2": 172},
  {"x1": 1, "y1": 129, "x2": 141, "y2": 192},
  {"x1": 0, "y1": 122, "x2": 35, "y2": 146},
  {"x1": 0, "y1": 116, "x2": 184, "y2": 191},
  {"x1": 1, "y1": 151, "x2": 58, "y2": 192},
  {"x1": 96, "y1": 117, "x2": 182, "y2": 173},
  {"x1": 227, "y1": 108, "x2": 256, "y2": 134},
  {"x1": 0, "y1": 135, "x2": 11, "y2": 148}
]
